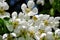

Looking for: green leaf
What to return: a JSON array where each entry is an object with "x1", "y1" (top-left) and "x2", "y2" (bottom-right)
[
  {"x1": 50, "y1": 8, "x2": 54, "y2": 16},
  {"x1": 53, "y1": 0, "x2": 60, "y2": 12},
  {"x1": 4, "y1": 17, "x2": 10, "y2": 21},
  {"x1": 0, "y1": 18, "x2": 9, "y2": 35}
]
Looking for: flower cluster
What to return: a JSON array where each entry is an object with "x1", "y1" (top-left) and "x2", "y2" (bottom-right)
[{"x1": 0, "y1": 0, "x2": 60, "y2": 40}]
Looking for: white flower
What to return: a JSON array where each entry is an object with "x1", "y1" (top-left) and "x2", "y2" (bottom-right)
[
  {"x1": 55, "y1": 29, "x2": 60, "y2": 37},
  {"x1": 46, "y1": 32, "x2": 54, "y2": 40},
  {"x1": 3, "y1": 33, "x2": 16, "y2": 40},
  {"x1": 0, "y1": 2, "x2": 10, "y2": 18},
  {"x1": 0, "y1": 0, "x2": 5, "y2": 2},
  {"x1": 12, "y1": 11, "x2": 17, "y2": 20},
  {"x1": 37, "y1": 0, "x2": 44, "y2": 6},
  {"x1": 6, "y1": 13, "x2": 21, "y2": 32},
  {"x1": 18, "y1": 12, "x2": 25, "y2": 20},
  {"x1": 45, "y1": 27, "x2": 52, "y2": 32},
  {"x1": 40, "y1": 33, "x2": 46, "y2": 40},
  {"x1": 40, "y1": 33, "x2": 46, "y2": 38},
  {"x1": 38, "y1": 14, "x2": 60, "y2": 30},
  {"x1": 21, "y1": 1, "x2": 38, "y2": 16},
  {"x1": 18, "y1": 37, "x2": 25, "y2": 40}
]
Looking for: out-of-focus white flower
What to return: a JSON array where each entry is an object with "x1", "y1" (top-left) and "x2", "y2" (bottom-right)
[
  {"x1": 29, "y1": 0, "x2": 34, "y2": 1},
  {"x1": 21, "y1": 1, "x2": 38, "y2": 16},
  {"x1": 12, "y1": 11, "x2": 17, "y2": 20},
  {"x1": 55, "y1": 29, "x2": 60, "y2": 37},
  {"x1": 40, "y1": 33, "x2": 46, "y2": 40},
  {"x1": 0, "y1": 1, "x2": 10, "y2": 18},
  {"x1": 18, "y1": 12, "x2": 25, "y2": 20},
  {"x1": 38, "y1": 14, "x2": 60, "y2": 30},
  {"x1": 45, "y1": 27, "x2": 52, "y2": 32},
  {"x1": 46, "y1": 32, "x2": 54, "y2": 40},
  {"x1": 3, "y1": 33, "x2": 16, "y2": 40},
  {"x1": 18, "y1": 37, "x2": 25, "y2": 40},
  {"x1": 37, "y1": 0, "x2": 44, "y2": 6},
  {"x1": 0, "y1": 0, "x2": 5, "y2": 2}
]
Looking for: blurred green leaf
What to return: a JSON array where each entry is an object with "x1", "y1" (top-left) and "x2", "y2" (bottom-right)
[
  {"x1": 4, "y1": 17, "x2": 10, "y2": 21},
  {"x1": 53, "y1": 0, "x2": 60, "y2": 12},
  {"x1": 50, "y1": 8, "x2": 54, "y2": 16},
  {"x1": 0, "y1": 18, "x2": 9, "y2": 35}
]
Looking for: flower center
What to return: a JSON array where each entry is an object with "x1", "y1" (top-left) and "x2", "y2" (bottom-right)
[
  {"x1": 32, "y1": 16, "x2": 38, "y2": 21},
  {"x1": 20, "y1": 29, "x2": 27, "y2": 37},
  {"x1": 29, "y1": 30, "x2": 35, "y2": 38},
  {"x1": 38, "y1": 29, "x2": 45, "y2": 34},
  {"x1": 44, "y1": 20, "x2": 49, "y2": 26},
  {"x1": 7, "y1": 34, "x2": 13, "y2": 40},
  {"x1": 40, "y1": 36, "x2": 46, "y2": 40},
  {"x1": 12, "y1": 21, "x2": 19, "y2": 29},
  {"x1": 0, "y1": 9, "x2": 5, "y2": 15},
  {"x1": 25, "y1": 8, "x2": 31, "y2": 13},
  {"x1": 0, "y1": 7, "x2": 5, "y2": 15}
]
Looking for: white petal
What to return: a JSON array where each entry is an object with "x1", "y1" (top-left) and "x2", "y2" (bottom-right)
[
  {"x1": 24, "y1": 14, "x2": 30, "y2": 20},
  {"x1": 18, "y1": 12, "x2": 24, "y2": 18},
  {"x1": 3, "y1": 34, "x2": 8, "y2": 39},
  {"x1": 35, "y1": 35, "x2": 40, "y2": 40},
  {"x1": 0, "y1": 12, "x2": 10, "y2": 18},
  {"x1": 48, "y1": 17, "x2": 54, "y2": 22},
  {"x1": 29, "y1": 0, "x2": 34, "y2": 1},
  {"x1": 4, "y1": 12, "x2": 10, "y2": 18},
  {"x1": 10, "y1": 33, "x2": 16, "y2": 37},
  {"x1": 0, "y1": 0, "x2": 5, "y2": 2},
  {"x1": 45, "y1": 27, "x2": 52, "y2": 32},
  {"x1": 12, "y1": 12, "x2": 17, "y2": 20},
  {"x1": 46, "y1": 32, "x2": 54, "y2": 40},
  {"x1": 39, "y1": 23, "x2": 45, "y2": 30},
  {"x1": 32, "y1": 7, "x2": 38, "y2": 14},
  {"x1": 40, "y1": 33, "x2": 46, "y2": 38},
  {"x1": 18, "y1": 37, "x2": 25, "y2": 40},
  {"x1": 0, "y1": 2, "x2": 3, "y2": 9},
  {"x1": 54, "y1": 17, "x2": 60, "y2": 21},
  {"x1": 27, "y1": 1, "x2": 35, "y2": 8},
  {"x1": 37, "y1": 0, "x2": 44, "y2": 6},
  {"x1": 42, "y1": 14, "x2": 50, "y2": 20},
  {"x1": 28, "y1": 11, "x2": 35, "y2": 16},
  {"x1": 55, "y1": 29, "x2": 60, "y2": 37},
  {"x1": 3, "y1": 2, "x2": 9, "y2": 10},
  {"x1": 47, "y1": 32, "x2": 53, "y2": 37},
  {"x1": 21, "y1": 3, "x2": 27, "y2": 10}
]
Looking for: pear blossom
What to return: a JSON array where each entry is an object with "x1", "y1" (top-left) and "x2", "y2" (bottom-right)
[
  {"x1": 37, "y1": 0, "x2": 44, "y2": 6},
  {"x1": 55, "y1": 29, "x2": 60, "y2": 37},
  {"x1": 0, "y1": 1, "x2": 10, "y2": 18},
  {"x1": 0, "y1": 0, "x2": 5, "y2": 2},
  {"x1": 2, "y1": 33, "x2": 16, "y2": 40},
  {"x1": 21, "y1": 1, "x2": 38, "y2": 16}
]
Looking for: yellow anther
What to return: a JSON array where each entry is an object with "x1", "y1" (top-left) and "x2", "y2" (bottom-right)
[
  {"x1": 7, "y1": 34, "x2": 13, "y2": 40},
  {"x1": 40, "y1": 37, "x2": 46, "y2": 40},
  {"x1": 29, "y1": 30, "x2": 35, "y2": 38},
  {"x1": 0, "y1": 9, "x2": 5, "y2": 15},
  {"x1": 38, "y1": 29, "x2": 45, "y2": 34},
  {"x1": 12, "y1": 21, "x2": 19, "y2": 29},
  {"x1": 44, "y1": 20, "x2": 49, "y2": 26},
  {"x1": 32, "y1": 16, "x2": 38, "y2": 21},
  {"x1": 25, "y1": 8, "x2": 31, "y2": 13}
]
